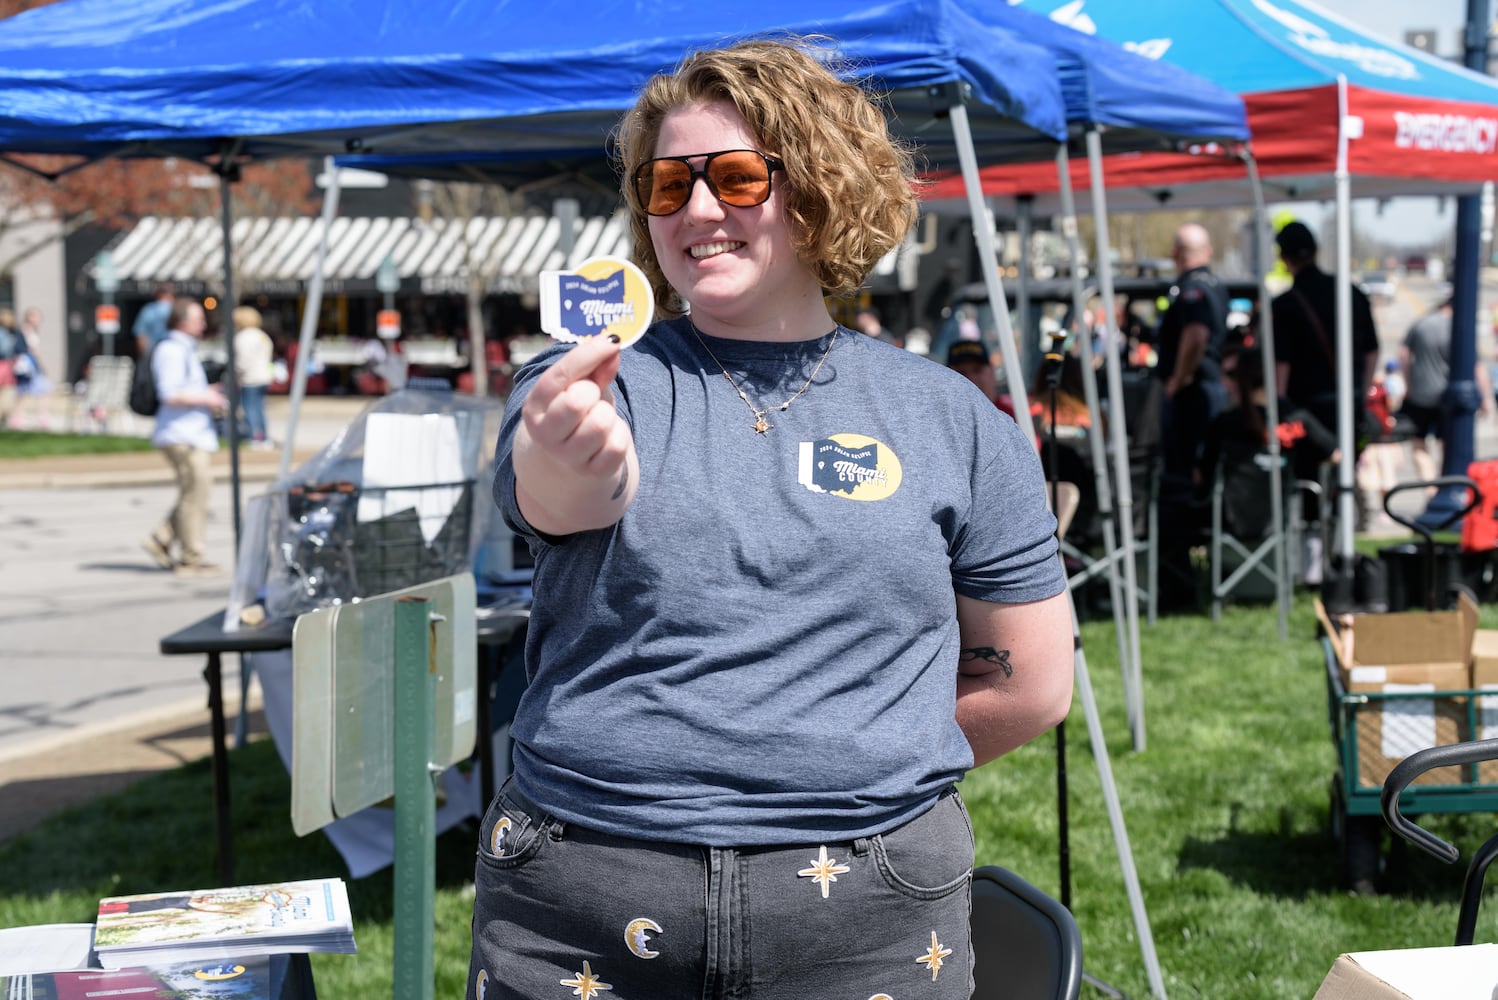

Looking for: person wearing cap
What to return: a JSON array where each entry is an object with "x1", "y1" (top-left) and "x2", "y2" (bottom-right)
[
  {"x1": 1269, "y1": 220, "x2": 1379, "y2": 526},
  {"x1": 945, "y1": 339, "x2": 1015, "y2": 419}
]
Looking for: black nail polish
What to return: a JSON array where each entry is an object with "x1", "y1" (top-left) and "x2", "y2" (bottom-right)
[{"x1": 608, "y1": 334, "x2": 620, "y2": 344}]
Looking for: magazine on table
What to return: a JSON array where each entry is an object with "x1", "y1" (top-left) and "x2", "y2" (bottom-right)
[
  {"x1": 92, "y1": 877, "x2": 355, "y2": 970},
  {"x1": 0, "y1": 953, "x2": 309, "y2": 998}
]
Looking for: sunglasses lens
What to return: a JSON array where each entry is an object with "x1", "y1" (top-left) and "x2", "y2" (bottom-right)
[
  {"x1": 635, "y1": 152, "x2": 776, "y2": 216},
  {"x1": 706, "y1": 151, "x2": 772, "y2": 207},
  {"x1": 636, "y1": 160, "x2": 691, "y2": 216}
]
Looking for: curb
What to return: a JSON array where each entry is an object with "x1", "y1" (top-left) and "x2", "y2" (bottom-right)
[{"x1": 0, "y1": 451, "x2": 321, "y2": 490}]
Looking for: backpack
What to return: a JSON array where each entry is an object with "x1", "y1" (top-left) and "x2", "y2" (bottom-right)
[{"x1": 128, "y1": 344, "x2": 160, "y2": 416}]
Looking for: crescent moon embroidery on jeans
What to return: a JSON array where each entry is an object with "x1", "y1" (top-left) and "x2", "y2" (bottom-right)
[
  {"x1": 867, "y1": 995, "x2": 895, "y2": 1000},
  {"x1": 475, "y1": 969, "x2": 488, "y2": 999},
  {"x1": 624, "y1": 917, "x2": 662, "y2": 959},
  {"x1": 489, "y1": 816, "x2": 512, "y2": 856}
]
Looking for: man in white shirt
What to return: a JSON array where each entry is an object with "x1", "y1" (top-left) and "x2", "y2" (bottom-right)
[{"x1": 142, "y1": 299, "x2": 227, "y2": 576}]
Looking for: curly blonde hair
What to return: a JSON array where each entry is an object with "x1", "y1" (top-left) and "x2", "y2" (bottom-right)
[{"x1": 616, "y1": 38, "x2": 918, "y2": 318}]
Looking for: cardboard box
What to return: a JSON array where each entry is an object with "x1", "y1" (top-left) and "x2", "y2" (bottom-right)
[
  {"x1": 1471, "y1": 629, "x2": 1498, "y2": 783},
  {"x1": 1317, "y1": 595, "x2": 1478, "y2": 788},
  {"x1": 1314, "y1": 943, "x2": 1498, "y2": 998}
]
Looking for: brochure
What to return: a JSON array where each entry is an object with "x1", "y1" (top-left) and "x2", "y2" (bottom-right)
[
  {"x1": 0, "y1": 953, "x2": 309, "y2": 999},
  {"x1": 92, "y1": 878, "x2": 355, "y2": 970}
]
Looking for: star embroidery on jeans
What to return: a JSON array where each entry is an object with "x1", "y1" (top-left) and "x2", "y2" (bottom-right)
[
  {"x1": 559, "y1": 960, "x2": 612, "y2": 998},
  {"x1": 796, "y1": 845, "x2": 851, "y2": 899},
  {"x1": 917, "y1": 930, "x2": 953, "y2": 981}
]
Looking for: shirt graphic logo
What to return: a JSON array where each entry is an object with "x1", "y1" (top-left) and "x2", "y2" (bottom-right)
[{"x1": 797, "y1": 433, "x2": 903, "y2": 501}]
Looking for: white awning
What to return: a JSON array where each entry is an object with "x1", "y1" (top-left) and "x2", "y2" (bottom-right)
[
  {"x1": 96, "y1": 209, "x2": 920, "y2": 298},
  {"x1": 96, "y1": 211, "x2": 633, "y2": 297}
]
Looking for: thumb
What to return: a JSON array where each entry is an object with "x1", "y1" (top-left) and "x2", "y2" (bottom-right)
[{"x1": 561, "y1": 334, "x2": 622, "y2": 394}]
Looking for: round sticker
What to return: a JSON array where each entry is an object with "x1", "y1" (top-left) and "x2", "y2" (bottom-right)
[{"x1": 539, "y1": 255, "x2": 654, "y2": 348}]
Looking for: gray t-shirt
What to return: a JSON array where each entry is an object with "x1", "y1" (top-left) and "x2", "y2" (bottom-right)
[
  {"x1": 494, "y1": 318, "x2": 1063, "y2": 845},
  {"x1": 1403, "y1": 309, "x2": 1452, "y2": 408}
]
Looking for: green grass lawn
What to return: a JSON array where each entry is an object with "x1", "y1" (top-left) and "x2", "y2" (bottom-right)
[
  {"x1": 0, "y1": 429, "x2": 153, "y2": 459},
  {"x1": 2, "y1": 593, "x2": 1496, "y2": 997}
]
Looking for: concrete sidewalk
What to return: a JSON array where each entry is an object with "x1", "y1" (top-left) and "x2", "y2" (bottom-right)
[{"x1": 0, "y1": 393, "x2": 377, "y2": 845}]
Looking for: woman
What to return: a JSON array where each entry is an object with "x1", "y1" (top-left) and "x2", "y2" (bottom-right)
[
  {"x1": 9, "y1": 307, "x2": 53, "y2": 429},
  {"x1": 468, "y1": 39, "x2": 1072, "y2": 999},
  {"x1": 231, "y1": 305, "x2": 274, "y2": 448}
]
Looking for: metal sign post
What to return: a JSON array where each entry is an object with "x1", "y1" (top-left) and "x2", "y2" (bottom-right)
[
  {"x1": 291, "y1": 573, "x2": 476, "y2": 1000},
  {"x1": 393, "y1": 595, "x2": 437, "y2": 1000}
]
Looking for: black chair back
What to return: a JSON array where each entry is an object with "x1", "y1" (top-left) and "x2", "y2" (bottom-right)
[{"x1": 971, "y1": 865, "x2": 1082, "y2": 1000}]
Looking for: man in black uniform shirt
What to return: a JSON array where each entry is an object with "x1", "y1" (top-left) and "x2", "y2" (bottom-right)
[
  {"x1": 1155, "y1": 222, "x2": 1230, "y2": 502},
  {"x1": 1151, "y1": 223, "x2": 1230, "y2": 607},
  {"x1": 1269, "y1": 220, "x2": 1378, "y2": 532}
]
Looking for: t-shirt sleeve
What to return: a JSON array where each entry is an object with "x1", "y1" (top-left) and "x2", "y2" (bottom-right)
[
  {"x1": 949, "y1": 407, "x2": 1066, "y2": 605},
  {"x1": 1176, "y1": 281, "x2": 1217, "y2": 330}
]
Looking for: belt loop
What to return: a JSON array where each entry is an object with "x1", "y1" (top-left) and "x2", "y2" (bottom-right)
[
  {"x1": 852, "y1": 837, "x2": 871, "y2": 857},
  {"x1": 548, "y1": 818, "x2": 566, "y2": 841}
]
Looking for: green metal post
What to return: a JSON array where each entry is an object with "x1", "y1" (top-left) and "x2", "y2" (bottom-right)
[{"x1": 393, "y1": 596, "x2": 436, "y2": 1000}]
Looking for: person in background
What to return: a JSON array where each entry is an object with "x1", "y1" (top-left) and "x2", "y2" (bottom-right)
[
  {"x1": 945, "y1": 339, "x2": 1015, "y2": 419},
  {"x1": 9, "y1": 307, "x2": 54, "y2": 429},
  {"x1": 232, "y1": 305, "x2": 275, "y2": 450},
  {"x1": 1398, "y1": 298, "x2": 1494, "y2": 485},
  {"x1": 0, "y1": 309, "x2": 18, "y2": 427},
  {"x1": 132, "y1": 283, "x2": 176, "y2": 359},
  {"x1": 1154, "y1": 222, "x2": 1230, "y2": 608},
  {"x1": 1269, "y1": 220, "x2": 1379, "y2": 528},
  {"x1": 467, "y1": 38, "x2": 1071, "y2": 999},
  {"x1": 142, "y1": 298, "x2": 226, "y2": 577},
  {"x1": 853, "y1": 305, "x2": 902, "y2": 348}
]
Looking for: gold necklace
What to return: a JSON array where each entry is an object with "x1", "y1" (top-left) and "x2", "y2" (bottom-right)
[{"x1": 690, "y1": 323, "x2": 839, "y2": 434}]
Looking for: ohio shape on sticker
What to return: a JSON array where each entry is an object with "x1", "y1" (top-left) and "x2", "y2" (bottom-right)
[{"x1": 539, "y1": 255, "x2": 653, "y2": 348}]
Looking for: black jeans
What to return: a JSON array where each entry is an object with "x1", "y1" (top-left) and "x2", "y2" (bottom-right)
[{"x1": 468, "y1": 779, "x2": 976, "y2": 999}]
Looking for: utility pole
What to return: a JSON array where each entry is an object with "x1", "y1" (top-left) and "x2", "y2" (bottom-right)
[{"x1": 1421, "y1": 0, "x2": 1494, "y2": 529}]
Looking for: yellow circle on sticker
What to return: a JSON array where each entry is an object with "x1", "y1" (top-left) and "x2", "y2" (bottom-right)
[{"x1": 539, "y1": 255, "x2": 654, "y2": 348}]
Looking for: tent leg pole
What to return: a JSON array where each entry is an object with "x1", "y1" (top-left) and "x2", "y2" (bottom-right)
[
  {"x1": 278, "y1": 156, "x2": 342, "y2": 482},
  {"x1": 946, "y1": 101, "x2": 1031, "y2": 421},
  {"x1": 1334, "y1": 76, "x2": 1357, "y2": 562},
  {"x1": 1085, "y1": 128, "x2": 1146, "y2": 753},
  {"x1": 218, "y1": 158, "x2": 243, "y2": 552},
  {"x1": 1055, "y1": 145, "x2": 1136, "y2": 730},
  {"x1": 1245, "y1": 152, "x2": 1289, "y2": 639}
]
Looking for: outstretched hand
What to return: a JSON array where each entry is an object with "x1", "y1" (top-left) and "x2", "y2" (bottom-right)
[
  {"x1": 514, "y1": 336, "x2": 638, "y2": 535},
  {"x1": 521, "y1": 336, "x2": 629, "y2": 476}
]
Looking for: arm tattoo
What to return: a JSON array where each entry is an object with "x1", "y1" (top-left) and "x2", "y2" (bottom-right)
[
  {"x1": 959, "y1": 646, "x2": 1013, "y2": 677},
  {"x1": 610, "y1": 464, "x2": 630, "y2": 501}
]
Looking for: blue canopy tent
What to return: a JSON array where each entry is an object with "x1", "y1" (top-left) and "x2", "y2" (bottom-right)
[{"x1": 0, "y1": 0, "x2": 1070, "y2": 546}]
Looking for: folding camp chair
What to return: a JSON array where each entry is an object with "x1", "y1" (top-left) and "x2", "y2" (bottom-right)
[
  {"x1": 72, "y1": 355, "x2": 136, "y2": 434},
  {"x1": 971, "y1": 865, "x2": 1083, "y2": 1000},
  {"x1": 1208, "y1": 445, "x2": 1321, "y2": 620}
]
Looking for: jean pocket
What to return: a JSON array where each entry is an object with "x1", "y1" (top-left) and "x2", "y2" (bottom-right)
[
  {"x1": 475, "y1": 779, "x2": 556, "y2": 871},
  {"x1": 871, "y1": 788, "x2": 975, "y2": 899}
]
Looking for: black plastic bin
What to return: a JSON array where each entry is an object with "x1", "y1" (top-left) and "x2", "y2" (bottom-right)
[{"x1": 1378, "y1": 540, "x2": 1495, "y2": 611}]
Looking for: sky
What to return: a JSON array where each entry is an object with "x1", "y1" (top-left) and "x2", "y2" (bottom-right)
[{"x1": 1289, "y1": 0, "x2": 1479, "y2": 247}]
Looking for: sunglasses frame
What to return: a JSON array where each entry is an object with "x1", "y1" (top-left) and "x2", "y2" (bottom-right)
[{"x1": 632, "y1": 148, "x2": 785, "y2": 217}]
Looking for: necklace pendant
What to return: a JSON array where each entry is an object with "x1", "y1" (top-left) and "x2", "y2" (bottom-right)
[{"x1": 753, "y1": 416, "x2": 771, "y2": 434}]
